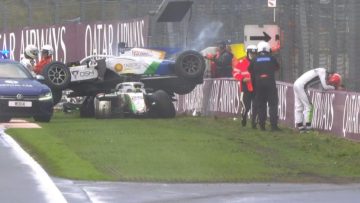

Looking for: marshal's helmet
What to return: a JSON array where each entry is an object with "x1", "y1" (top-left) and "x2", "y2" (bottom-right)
[
  {"x1": 246, "y1": 45, "x2": 257, "y2": 53},
  {"x1": 24, "y1": 45, "x2": 39, "y2": 59},
  {"x1": 41, "y1": 44, "x2": 54, "y2": 57},
  {"x1": 257, "y1": 41, "x2": 271, "y2": 53},
  {"x1": 246, "y1": 44, "x2": 257, "y2": 59}
]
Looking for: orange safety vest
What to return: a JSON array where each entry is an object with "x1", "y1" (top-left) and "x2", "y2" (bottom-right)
[
  {"x1": 34, "y1": 57, "x2": 52, "y2": 74},
  {"x1": 232, "y1": 57, "x2": 253, "y2": 92}
]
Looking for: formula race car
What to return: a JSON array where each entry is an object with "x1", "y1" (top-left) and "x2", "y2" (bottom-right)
[
  {"x1": 40, "y1": 47, "x2": 205, "y2": 118},
  {"x1": 94, "y1": 82, "x2": 175, "y2": 118}
]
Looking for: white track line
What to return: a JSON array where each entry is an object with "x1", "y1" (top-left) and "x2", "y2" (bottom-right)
[{"x1": 0, "y1": 128, "x2": 67, "y2": 203}]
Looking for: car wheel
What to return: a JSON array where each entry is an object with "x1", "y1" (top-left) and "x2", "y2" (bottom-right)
[
  {"x1": 171, "y1": 78, "x2": 197, "y2": 95},
  {"x1": 33, "y1": 115, "x2": 51, "y2": 122},
  {"x1": 42, "y1": 62, "x2": 71, "y2": 90},
  {"x1": 147, "y1": 90, "x2": 176, "y2": 118},
  {"x1": 94, "y1": 97, "x2": 112, "y2": 119},
  {"x1": 52, "y1": 89, "x2": 63, "y2": 105},
  {"x1": 0, "y1": 117, "x2": 11, "y2": 123},
  {"x1": 175, "y1": 50, "x2": 206, "y2": 79},
  {"x1": 80, "y1": 96, "x2": 95, "y2": 117}
]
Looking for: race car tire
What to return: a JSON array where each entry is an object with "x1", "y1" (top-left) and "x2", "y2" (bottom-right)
[
  {"x1": 80, "y1": 96, "x2": 95, "y2": 117},
  {"x1": 94, "y1": 98, "x2": 112, "y2": 119},
  {"x1": 52, "y1": 89, "x2": 63, "y2": 105},
  {"x1": 171, "y1": 78, "x2": 197, "y2": 95},
  {"x1": 147, "y1": 90, "x2": 176, "y2": 118},
  {"x1": 0, "y1": 116, "x2": 11, "y2": 123},
  {"x1": 175, "y1": 50, "x2": 205, "y2": 79},
  {"x1": 42, "y1": 61, "x2": 71, "y2": 90},
  {"x1": 33, "y1": 115, "x2": 51, "y2": 122}
]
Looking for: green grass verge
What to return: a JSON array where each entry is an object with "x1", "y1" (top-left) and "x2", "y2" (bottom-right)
[{"x1": 7, "y1": 113, "x2": 360, "y2": 183}]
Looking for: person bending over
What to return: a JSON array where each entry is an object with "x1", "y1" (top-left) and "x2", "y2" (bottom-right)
[{"x1": 293, "y1": 68, "x2": 342, "y2": 133}]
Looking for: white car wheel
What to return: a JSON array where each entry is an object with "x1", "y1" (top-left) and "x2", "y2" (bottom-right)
[{"x1": 94, "y1": 97, "x2": 112, "y2": 119}]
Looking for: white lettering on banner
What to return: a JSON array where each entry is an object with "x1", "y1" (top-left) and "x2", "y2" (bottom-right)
[
  {"x1": 117, "y1": 20, "x2": 145, "y2": 48},
  {"x1": 342, "y1": 95, "x2": 360, "y2": 137},
  {"x1": 96, "y1": 24, "x2": 102, "y2": 55},
  {"x1": 219, "y1": 80, "x2": 240, "y2": 114},
  {"x1": 9, "y1": 33, "x2": 15, "y2": 59},
  {"x1": 85, "y1": 24, "x2": 114, "y2": 56},
  {"x1": 60, "y1": 28, "x2": 66, "y2": 62},
  {"x1": 219, "y1": 81, "x2": 230, "y2": 112},
  {"x1": 0, "y1": 33, "x2": 16, "y2": 59},
  {"x1": 85, "y1": 20, "x2": 145, "y2": 57},
  {"x1": 182, "y1": 84, "x2": 204, "y2": 112},
  {"x1": 174, "y1": 79, "x2": 360, "y2": 140},
  {"x1": 85, "y1": 25, "x2": 92, "y2": 56},
  {"x1": 233, "y1": 81, "x2": 242, "y2": 114},
  {"x1": 208, "y1": 80, "x2": 240, "y2": 114},
  {"x1": 104, "y1": 25, "x2": 113, "y2": 55},
  {"x1": 19, "y1": 27, "x2": 67, "y2": 62},
  {"x1": 1, "y1": 34, "x2": 6, "y2": 51},
  {"x1": 173, "y1": 94, "x2": 180, "y2": 112},
  {"x1": 277, "y1": 84, "x2": 287, "y2": 120},
  {"x1": 311, "y1": 92, "x2": 334, "y2": 130},
  {"x1": 209, "y1": 80, "x2": 221, "y2": 111}
]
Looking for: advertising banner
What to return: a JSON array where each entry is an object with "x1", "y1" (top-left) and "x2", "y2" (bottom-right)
[
  {"x1": 176, "y1": 78, "x2": 360, "y2": 141},
  {"x1": 0, "y1": 16, "x2": 149, "y2": 63}
]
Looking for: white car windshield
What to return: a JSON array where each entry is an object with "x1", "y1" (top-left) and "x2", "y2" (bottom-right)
[{"x1": 0, "y1": 63, "x2": 31, "y2": 79}]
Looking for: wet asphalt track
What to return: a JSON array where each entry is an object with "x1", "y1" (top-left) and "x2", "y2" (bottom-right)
[
  {"x1": 54, "y1": 179, "x2": 360, "y2": 203},
  {"x1": 1, "y1": 122, "x2": 360, "y2": 203}
]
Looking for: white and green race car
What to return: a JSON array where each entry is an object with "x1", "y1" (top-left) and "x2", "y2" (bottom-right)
[
  {"x1": 94, "y1": 82, "x2": 175, "y2": 118},
  {"x1": 40, "y1": 47, "x2": 205, "y2": 118}
]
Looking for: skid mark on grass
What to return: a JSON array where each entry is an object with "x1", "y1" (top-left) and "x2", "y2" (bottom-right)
[{"x1": 100, "y1": 165, "x2": 124, "y2": 179}]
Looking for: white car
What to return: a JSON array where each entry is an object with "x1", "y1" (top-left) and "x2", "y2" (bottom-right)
[
  {"x1": 94, "y1": 82, "x2": 175, "y2": 119},
  {"x1": 39, "y1": 47, "x2": 205, "y2": 117}
]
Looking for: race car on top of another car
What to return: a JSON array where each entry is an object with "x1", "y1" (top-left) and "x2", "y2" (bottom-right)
[
  {"x1": 0, "y1": 58, "x2": 53, "y2": 123},
  {"x1": 40, "y1": 45, "x2": 206, "y2": 118}
]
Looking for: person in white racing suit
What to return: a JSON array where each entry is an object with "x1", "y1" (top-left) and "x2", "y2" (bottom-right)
[
  {"x1": 293, "y1": 68, "x2": 342, "y2": 133},
  {"x1": 20, "y1": 45, "x2": 39, "y2": 74}
]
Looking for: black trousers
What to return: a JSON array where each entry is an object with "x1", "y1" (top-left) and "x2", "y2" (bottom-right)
[
  {"x1": 255, "y1": 84, "x2": 278, "y2": 128},
  {"x1": 242, "y1": 90, "x2": 257, "y2": 126}
]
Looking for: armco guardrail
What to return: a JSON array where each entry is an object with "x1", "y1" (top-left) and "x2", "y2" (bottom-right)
[{"x1": 175, "y1": 78, "x2": 360, "y2": 141}]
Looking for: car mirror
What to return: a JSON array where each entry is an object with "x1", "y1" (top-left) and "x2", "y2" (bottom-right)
[{"x1": 35, "y1": 75, "x2": 45, "y2": 80}]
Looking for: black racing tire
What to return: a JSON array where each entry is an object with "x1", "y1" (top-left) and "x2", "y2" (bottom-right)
[
  {"x1": 52, "y1": 89, "x2": 63, "y2": 105},
  {"x1": 0, "y1": 116, "x2": 11, "y2": 123},
  {"x1": 175, "y1": 50, "x2": 206, "y2": 79},
  {"x1": 42, "y1": 61, "x2": 71, "y2": 90},
  {"x1": 94, "y1": 97, "x2": 112, "y2": 119},
  {"x1": 147, "y1": 90, "x2": 176, "y2": 118},
  {"x1": 80, "y1": 96, "x2": 95, "y2": 117},
  {"x1": 33, "y1": 115, "x2": 51, "y2": 122},
  {"x1": 171, "y1": 78, "x2": 197, "y2": 95}
]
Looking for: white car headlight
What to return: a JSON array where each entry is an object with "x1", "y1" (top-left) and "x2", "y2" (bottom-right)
[{"x1": 39, "y1": 92, "x2": 53, "y2": 101}]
